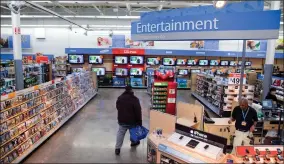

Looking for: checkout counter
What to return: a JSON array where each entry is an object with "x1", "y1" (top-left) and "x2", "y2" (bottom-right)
[{"x1": 147, "y1": 101, "x2": 284, "y2": 163}]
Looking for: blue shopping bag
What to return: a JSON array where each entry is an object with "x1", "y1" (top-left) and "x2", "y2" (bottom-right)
[{"x1": 129, "y1": 126, "x2": 149, "y2": 142}]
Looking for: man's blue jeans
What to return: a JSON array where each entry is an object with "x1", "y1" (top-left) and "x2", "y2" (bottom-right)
[{"x1": 115, "y1": 124, "x2": 137, "y2": 149}]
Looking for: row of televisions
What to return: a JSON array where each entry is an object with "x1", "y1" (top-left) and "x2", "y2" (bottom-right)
[
  {"x1": 68, "y1": 54, "x2": 252, "y2": 66},
  {"x1": 90, "y1": 67, "x2": 200, "y2": 76}
]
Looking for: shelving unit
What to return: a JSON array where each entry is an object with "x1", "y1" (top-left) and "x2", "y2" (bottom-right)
[
  {"x1": 0, "y1": 71, "x2": 97, "y2": 163},
  {"x1": 152, "y1": 82, "x2": 168, "y2": 113},
  {"x1": 55, "y1": 56, "x2": 67, "y2": 77}
]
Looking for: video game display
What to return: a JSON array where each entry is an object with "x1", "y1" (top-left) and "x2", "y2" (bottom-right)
[
  {"x1": 114, "y1": 56, "x2": 128, "y2": 64},
  {"x1": 162, "y1": 58, "x2": 175, "y2": 66},
  {"x1": 89, "y1": 55, "x2": 103, "y2": 64},
  {"x1": 178, "y1": 69, "x2": 189, "y2": 75},
  {"x1": 68, "y1": 54, "x2": 84, "y2": 64},
  {"x1": 130, "y1": 56, "x2": 144, "y2": 64},
  {"x1": 92, "y1": 67, "x2": 106, "y2": 76},
  {"x1": 220, "y1": 61, "x2": 229, "y2": 66}
]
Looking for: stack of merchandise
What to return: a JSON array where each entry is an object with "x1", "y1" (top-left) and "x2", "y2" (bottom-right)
[
  {"x1": 55, "y1": 56, "x2": 67, "y2": 77},
  {"x1": 0, "y1": 71, "x2": 97, "y2": 163}
]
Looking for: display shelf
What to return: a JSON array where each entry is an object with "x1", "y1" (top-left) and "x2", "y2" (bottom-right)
[{"x1": 0, "y1": 71, "x2": 97, "y2": 163}]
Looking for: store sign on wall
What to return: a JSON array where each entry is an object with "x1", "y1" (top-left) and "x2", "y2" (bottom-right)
[
  {"x1": 131, "y1": 10, "x2": 281, "y2": 41},
  {"x1": 112, "y1": 48, "x2": 145, "y2": 55},
  {"x1": 228, "y1": 73, "x2": 246, "y2": 85}
]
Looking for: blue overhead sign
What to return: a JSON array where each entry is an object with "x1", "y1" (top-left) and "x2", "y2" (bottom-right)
[{"x1": 131, "y1": 10, "x2": 281, "y2": 41}]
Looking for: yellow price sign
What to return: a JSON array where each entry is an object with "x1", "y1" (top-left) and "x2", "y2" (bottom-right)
[{"x1": 8, "y1": 92, "x2": 16, "y2": 99}]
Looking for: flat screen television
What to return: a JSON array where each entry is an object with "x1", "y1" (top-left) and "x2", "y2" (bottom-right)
[
  {"x1": 68, "y1": 54, "x2": 84, "y2": 64},
  {"x1": 187, "y1": 60, "x2": 197, "y2": 66},
  {"x1": 229, "y1": 61, "x2": 237, "y2": 66},
  {"x1": 162, "y1": 58, "x2": 175, "y2": 66},
  {"x1": 191, "y1": 69, "x2": 200, "y2": 73},
  {"x1": 238, "y1": 61, "x2": 242, "y2": 66},
  {"x1": 209, "y1": 60, "x2": 219, "y2": 66},
  {"x1": 220, "y1": 61, "x2": 229, "y2": 66},
  {"x1": 245, "y1": 61, "x2": 252, "y2": 66},
  {"x1": 115, "y1": 68, "x2": 128, "y2": 76},
  {"x1": 89, "y1": 55, "x2": 103, "y2": 64},
  {"x1": 178, "y1": 69, "x2": 189, "y2": 75},
  {"x1": 176, "y1": 59, "x2": 187, "y2": 66},
  {"x1": 198, "y1": 60, "x2": 209, "y2": 66},
  {"x1": 146, "y1": 58, "x2": 160, "y2": 65},
  {"x1": 130, "y1": 56, "x2": 144, "y2": 65},
  {"x1": 92, "y1": 67, "x2": 106, "y2": 76},
  {"x1": 114, "y1": 56, "x2": 128, "y2": 64},
  {"x1": 130, "y1": 68, "x2": 143, "y2": 76}
]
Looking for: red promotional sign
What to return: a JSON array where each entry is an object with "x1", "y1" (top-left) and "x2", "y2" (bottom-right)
[
  {"x1": 36, "y1": 56, "x2": 48, "y2": 63},
  {"x1": 112, "y1": 48, "x2": 145, "y2": 55}
]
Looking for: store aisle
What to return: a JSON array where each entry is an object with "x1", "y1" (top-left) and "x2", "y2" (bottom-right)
[{"x1": 23, "y1": 89, "x2": 197, "y2": 163}]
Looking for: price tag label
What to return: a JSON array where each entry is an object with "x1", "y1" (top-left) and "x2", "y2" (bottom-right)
[{"x1": 228, "y1": 73, "x2": 246, "y2": 84}]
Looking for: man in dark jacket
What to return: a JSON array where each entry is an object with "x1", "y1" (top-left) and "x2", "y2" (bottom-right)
[{"x1": 115, "y1": 86, "x2": 142, "y2": 155}]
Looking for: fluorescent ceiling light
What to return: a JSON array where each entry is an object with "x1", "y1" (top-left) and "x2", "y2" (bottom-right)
[
  {"x1": 280, "y1": 22, "x2": 283, "y2": 25},
  {"x1": 0, "y1": 15, "x2": 140, "y2": 19},
  {"x1": 31, "y1": 1, "x2": 52, "y2": 2},
  {"x1": 213, "y1": 1, "x2": 227, "y2": 9}
]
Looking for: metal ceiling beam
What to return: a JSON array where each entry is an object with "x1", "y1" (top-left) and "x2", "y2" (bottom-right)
[
  {"x1": 157, "y1": 4, "x2": 163, "y2": 11},
  {"x1": 24, "y1": 1, "x2": 88, "y2": 31},
  {"x1": 52, "y1": 1, "x2": 77, "y2": 15},
  {"x1": 92, "y1": 4, "x2": 104, "y2": 15},
  {"x1": 1, "y1": 5, "x2": 11, "y2": 11}
]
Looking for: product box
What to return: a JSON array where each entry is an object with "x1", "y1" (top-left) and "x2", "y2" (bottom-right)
[
  {"x1": 246, "y1": 72, "x2": 257, "y2": 85},
  {"x1": 272, "y1": 79, "x2": 281, "y2": 86}
]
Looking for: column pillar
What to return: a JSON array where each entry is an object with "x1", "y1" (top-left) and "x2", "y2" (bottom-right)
[
  {"x1": 11, "y1": 1, "x2": 24, "y2": 90},
  {"x1": 262, "y1": 1, "x2": 280, "y2": 100}
]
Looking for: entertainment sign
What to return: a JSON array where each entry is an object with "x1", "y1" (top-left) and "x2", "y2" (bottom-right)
[{"x1": 131, "y1": 10, "x2": 281, "y2": 41}]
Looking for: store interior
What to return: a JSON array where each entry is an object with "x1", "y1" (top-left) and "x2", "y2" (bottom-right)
[{"x1": 0, "y1": 0, "x2": 284, "y2": 163}]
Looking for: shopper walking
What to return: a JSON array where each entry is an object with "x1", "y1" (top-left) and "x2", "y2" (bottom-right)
[
  {"x1": 228, "y1": 98, "x2": 258, "y2": 154},
  {"x1": 115, "y1": 86, "x2": 142, "y2": 155}
]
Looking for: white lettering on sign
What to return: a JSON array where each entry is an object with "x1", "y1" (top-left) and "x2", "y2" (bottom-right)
[
  {"x1": 190, "y1": 130, "x2": 208, "y2": 139},
  {"x1": 123, "y1": 50, "x2": 137, "y2": 54},
  {"x1": 100, "y1": 49, "x2": 109, "y2": 53},
  {"x1": 228, "y1": 73, "x2": 246, "y2": 84},
  {"x1": 166, "y1": 51, "x2": 172, "y2": 54},
  {"x1": 136, "y1": 18, "x2": 219, "y2": 33}
]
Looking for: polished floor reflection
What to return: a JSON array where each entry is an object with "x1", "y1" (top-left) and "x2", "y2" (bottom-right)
[{"x1": 23, "y1": 89, "x2": 199, "y2": 163}]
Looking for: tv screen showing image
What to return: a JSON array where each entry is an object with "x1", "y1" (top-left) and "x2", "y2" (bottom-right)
[
  {"x1": 191, "y1": 69, "x2": 200, "y2": 73},
  {"x1": 89, "y1": 55, "x2": 103, "y2": 64},
  {"x1": 130, "y1": 56, "x2": 144, "y2": 65},
  {"x1": 187, "y1": 60, "x2": 197, "y2": 66},
  {"x1": 146, "y1": 58, "x2": 160, "y2": 65},
  {"x1": 198, "y1": 60, "x2": 209, "y2": 66},
  {"x1": 115, "y1": 68, "x2": 128, "y2": 76},
  {"x1": 68, "y1": 54, "x2": 84, "y2": 64},
  {"x1": 220, "y1": 61, "x2": 229, "y2": 66},
  {"x1": 245, "y1": 61, "x2": 252, "y2": 66},
  {"x1": 130, "y1": 68, "x2": 143, "y2": 76},
  {"x1": 92, "y1": 67, "x2": 106, "y2": 76},
  {"x1": 209, "y1": 60, "x2": 219, "y2": 66},
  {"x1": 238, "y1": 61, "x2": 242, "y2": 66},
  {"x1": 163, "y1": 58, "x2": 175, "y2": 66},
  {"x1": 229, "y1": 61, "x2": 237, "y2": 66},
  {"x1": 176, "y1": 59, "x2": 187, "y2": 66},
  {"x1": 114, "y1": 56, "x2": 128, "y2": 64},
  {"x1": 178, "y1": 69, "x2": 189, "y2": 75}
]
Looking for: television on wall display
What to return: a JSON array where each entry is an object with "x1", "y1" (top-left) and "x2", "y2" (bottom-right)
[
  {"x1": 114, "y1": 56, "x2": 128, "y2": 64},
  {"x1": 92, "y1": 67, "x2": 106, "y2": 76},
  {"x1": 191, "y1": 69, "x2": 200, "y2": 73},
  {"x1": 229, "y1": 61, "x2": 237, "y2": 66},
  {"x1": 130, "y1": 56, "x2": 144, "y2": 65},
  {"x1": 198, "y1": 60, "x2": 209, "y2": 66},
  {"x1": 209, "y1": 60, "x2": 219, "y2": 66},
  {"x1": 187, "y1": 60, "x2": 197, "y2": 66},
  {"x1": 89, "y1": 55, "x2": 103, "y2": 64},
  {"x1": 68, "y1": 54, "x2": 84, "y2": 64},
  {"x1": 178, "y1": 69, "x2": 189, "y2": 75},
  {"x1": 130, "y1": 68, "x2": 143, "y2": 76},
  {"x1": 176, "y1": 59, "x2": 187, "y2": 66},
  {"x1": 115, "y1": 68, "x2": 128, "y2": 76},
  {"x1": 162, "y1": 58, "x2": 175, "y2": 66},
  {"x1": 220, "y1": 61, "x2": 229, "y2": 66},
  {"x1": 238, "y1": 61, "x2": 242, "y2": 66},
  {"x1": 146, "y1": 58, "x2": 160, "y2": 65},
  {"x1": 245, "y1": 61, "x2": 252, "y2": 66}
]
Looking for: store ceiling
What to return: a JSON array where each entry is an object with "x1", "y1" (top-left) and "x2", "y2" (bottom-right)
[{"x1": 0, "y1": 0, "x2": 282, "y2": 17}]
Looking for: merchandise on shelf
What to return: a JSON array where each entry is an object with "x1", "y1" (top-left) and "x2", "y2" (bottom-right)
[
  {"x1": 0, "y1": 71, "x2": 97, "y2": 164},
  {"x1": 55, "y1": 56, "x2": 67, "y2": 77}
]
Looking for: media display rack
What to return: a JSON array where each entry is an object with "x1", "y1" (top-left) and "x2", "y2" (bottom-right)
[
  {"x1": 0, "y1": 71, "x2": 97, "y2": 163},
  {"x1": 152, "y1": 82, "x2": 168, "y2": 113}
]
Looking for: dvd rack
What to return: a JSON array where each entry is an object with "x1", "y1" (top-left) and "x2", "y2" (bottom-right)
[
  {"x1": 55, "y1": 56, "x2": 67, "y2": 77},
  {"x1": 0, "y1": 71, "x2": 97, "y2": 164},
  {"x1": 152, "y1": 82, "x2": 168, "y2": 113}
]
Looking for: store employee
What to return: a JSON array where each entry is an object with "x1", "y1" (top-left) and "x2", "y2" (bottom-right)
[{"x1": 228, "y1": 98, "x2": 258, "y2": 154}]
